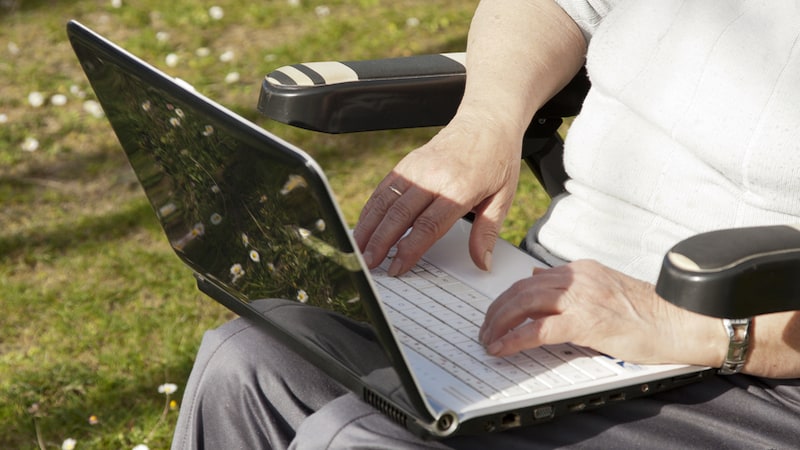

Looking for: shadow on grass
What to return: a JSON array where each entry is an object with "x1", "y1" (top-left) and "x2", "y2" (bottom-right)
[
  {"x1": 0, "y1": 198, "x2": 156, "y2": 259},
  {"x1": 0, "y1": 0, "x2": 81, "y2": 14}
]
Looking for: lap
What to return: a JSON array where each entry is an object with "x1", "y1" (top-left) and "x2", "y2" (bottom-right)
[
  {"x1": 175, "y1": 313, "x2": 800, "y2": 449},
  {"x1": 294, "y1": 376, "x2": 800, "y2": 450}
]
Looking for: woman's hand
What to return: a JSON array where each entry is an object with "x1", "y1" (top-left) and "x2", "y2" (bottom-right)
[
  {"x1": 479, "y1": 260, "x2": 728, "y2": 367},
  {"x1": 353, "y1": 113, "x2": 523, "y2": 276}
]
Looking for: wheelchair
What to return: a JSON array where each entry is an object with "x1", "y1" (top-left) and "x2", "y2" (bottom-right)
[{"x1": 256, "y1": 52, "x2": 800, "y2": 321}]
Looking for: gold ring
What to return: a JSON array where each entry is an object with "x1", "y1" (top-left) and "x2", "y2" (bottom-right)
[{"x1": 389, "y1": 185, "x2": 403, "y2": 197}]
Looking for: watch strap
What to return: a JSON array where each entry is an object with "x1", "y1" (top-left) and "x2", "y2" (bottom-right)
[{"x1": 718, "y1": 317, "x2": 752, "y2": 375}]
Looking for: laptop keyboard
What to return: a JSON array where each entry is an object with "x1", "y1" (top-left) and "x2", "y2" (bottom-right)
[{"x1": 372, "y1": 257, "x2": 619, "y2": 400}]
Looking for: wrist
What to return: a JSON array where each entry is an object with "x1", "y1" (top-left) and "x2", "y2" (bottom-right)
[
  {"x1": 662, "y1": 300, "x2": 730, "y2": 368},
  {"x1": 718, "y1": 317, "x2": 753, "y2": 375}
]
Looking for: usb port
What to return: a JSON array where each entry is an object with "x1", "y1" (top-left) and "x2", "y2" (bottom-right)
[
  {"x1": 588, "y1": 397, "x2": 605, "y2": 407},
  {"x1": 609, "y1": 392, "x2": 626, "y2": 402}
]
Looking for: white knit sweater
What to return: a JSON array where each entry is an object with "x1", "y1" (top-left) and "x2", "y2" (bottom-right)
[{"x1": 536, "y1": 0, "x2": 800, "y2": 283}]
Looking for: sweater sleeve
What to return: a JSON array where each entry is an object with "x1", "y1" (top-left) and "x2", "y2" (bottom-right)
[{"x1": 554, "y1": 0, "x2": 624, "y2": 43}]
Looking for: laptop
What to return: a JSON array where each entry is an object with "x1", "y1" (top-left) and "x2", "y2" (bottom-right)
[{"x1": 67, "y1": 20, "x2": 713, "y2": 438}]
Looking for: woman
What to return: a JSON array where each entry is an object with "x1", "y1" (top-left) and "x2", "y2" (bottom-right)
[{"x1": 173, "y1": 1, "x2": 800, "y2": 448}]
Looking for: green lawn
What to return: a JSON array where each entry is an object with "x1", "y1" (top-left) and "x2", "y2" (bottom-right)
[{"x1": 0, "y1": 1, "x2": 550, "y2": 448}]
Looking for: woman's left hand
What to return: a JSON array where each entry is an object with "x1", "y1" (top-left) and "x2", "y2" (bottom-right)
[{"x1": 479, "y1": 259, "x2": 726, "y2": 367}]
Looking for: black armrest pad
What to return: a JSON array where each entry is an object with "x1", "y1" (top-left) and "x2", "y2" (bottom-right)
[
  {"x1": 258, "y1": 53, "x2": 589, "y2": 134},
  {"x1": 656, "y1": 225, "x2": 800, "y2": 318},
  {"x1": 258, "y1": 53, "x2": 467, "y2": 132}
]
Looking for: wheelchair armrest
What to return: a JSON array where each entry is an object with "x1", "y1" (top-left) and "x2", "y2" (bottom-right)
[
  {"x1": 655, "y1": 225, "x2": 800, "y2": 319},
  {"x1": 258, "y1": 52, "x2": 589, "y2": 135}
]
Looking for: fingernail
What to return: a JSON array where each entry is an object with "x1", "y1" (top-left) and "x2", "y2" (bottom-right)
[
  {"x1": 483, "y1": 250, "x2": 493, "y2": 272},
  {"x1": 487, "y1": 340, "x2": 503, "y2": 355},
  {"x1": 387, "y1": 257, "x2": 403, "y2": 277},
  {"x1": 362, "y1": 251, "x2": 373, "y2": 268}
]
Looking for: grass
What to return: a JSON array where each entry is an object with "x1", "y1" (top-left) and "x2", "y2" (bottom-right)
[{"x1": 0, "y1": 0, "x2": 551, "y2": 448}]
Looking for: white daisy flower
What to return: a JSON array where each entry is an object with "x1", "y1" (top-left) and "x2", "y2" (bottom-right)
[
  {"x1": 249, "y1": 250, "x2": 260, "y2": 262},
  {"x1": 83, "y1": 100, "x2": 105, "y2": 118},
  {"x1": 70, "y1": 84, "x2": 86, "y2": 98},
  {"x1": 132, "y1": 445, "x2": 149, "y2": 450},
  {"x1": 28, "y1": 91, "x2": 45, "y2": 108},
  {"x1": 210, "y1": 213, "x2": 222, "y2": 225},
  {"x1": 287, "y1": 0, "x2": 300, "y2": 7},
  {"x1": 241, "y1": 233, "x2": 250, "y2": 247},
  {"x1": 7, "y1": 42, "x2": 20, "y2": 55},
  {"x1": 110, "y1": 0, "x2": 122, "y2": 8},
  {"x1": 0, "y1": 113, "x2": 8, "y2": 124},
  {"x1": 21, "y1": 137, "x2": 39, "y2": 152},
  {"x1": 195, "y1": 47, "x2": 211, "y2": 57},
  {"x1": 50, "y1": 94, "x2": 68, "y2": 106},
  {"x1": 158, "y1": 383, "x2": 178, "y2": 395},
  {"x1": 315, "y1": 5, "x2": 330, "y2": 17},
  {"x1": 165, "y1": 53, "x2": 179, "y2": 67},
  {"x1": 230, "y1": 263, "x2": 245, "y2": 282},
  {"x1": 315, "y1": 219, "x2": 326, "y2": 231},
  {"x1": 156, "y1": 31, "x2": 170, "y2": 42},
  {"x1": 208, "y1": 6, "x2": 224, "y2": 20},
  {"x1": 169, "y1": 117, "x2": 181, "y2": 127},
  {"x1": 192, "y1": 222, "x2": 205, "y2": 236},
  {"x1": 224, "y1": 72, "x2": 240, "y2": 84},
  {"x1": 280, "y1": 174, "x2": 307, "y2": 195},
  {"x1": 406, "y1": 17, "x2": 420, "y2": 27},
  {"x1": 297, "y1": 289, "x2": 309, "y2": 303},
  {"x1": 158, "y1": 202, "x2": 177, "y2": 217},
  {"x1": 202, "y1": 125, "x2": 215, "y2": 136},
  {"x1": 219, "y1": 50, "x2": 235, "y2": 62}
]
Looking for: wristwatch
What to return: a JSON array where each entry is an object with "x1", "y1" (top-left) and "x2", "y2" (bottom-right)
[{"x1": 718, "y1": 317, "x2": 752, "y2": 375}]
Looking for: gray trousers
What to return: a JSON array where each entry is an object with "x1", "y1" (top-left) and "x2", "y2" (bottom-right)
[{"x1": 171, "y1": 312, "x2": 800, "y2": 450}]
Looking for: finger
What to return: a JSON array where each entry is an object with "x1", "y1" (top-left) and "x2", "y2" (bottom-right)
[
  {"x1": 481, "y1": 266, "x2": 564, "y2": 323},
  {"x1": 360, "y1": 184, "x2": 436, "y2": 271},
  {"x1": 354, "y1": 176, "x2": 406, "y2": 251},
  {"x1": 387, "y1": 195, "x2": 469, "y2": 276},
  {"x1": 467, "y1": 205, "x2": 501, "y2": 272},
  {"x1": 479, "y1": 273, "x2": 568, "y2": 344},
  {"x1": 467, "y1": 185, "x2": 515, "y2": 272},
  {"x1": 486, "y1": 318, "x2": 555, "y2": 357}
]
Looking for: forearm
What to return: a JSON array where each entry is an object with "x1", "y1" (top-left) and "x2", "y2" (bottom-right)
[
  {"x1": 458, "y1": 0, "x2": 587, "y2": 138},
  {"x1": 745, "y1": 312, "x2": 800, "y2": 378},
  {"x1": 666, "y1": 301, "x2": 800, "y2": 378}
]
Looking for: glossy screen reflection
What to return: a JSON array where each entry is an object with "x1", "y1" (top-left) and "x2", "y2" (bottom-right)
[
  {"x1": 71, "y1": 28, "x2": 438, "y2": 428},
  {"x1": 78, "y1": 43, "x2": 374, "y2": 325}
]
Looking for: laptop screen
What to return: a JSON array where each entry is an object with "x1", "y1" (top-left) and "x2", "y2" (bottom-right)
[{"x1": 69, "y1": 23, "x2": 425, "y2": 420}]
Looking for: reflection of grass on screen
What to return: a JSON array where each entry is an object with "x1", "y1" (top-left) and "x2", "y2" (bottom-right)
[{"x1": 0, "y1": 0, "x2": 551, "y2": 448}]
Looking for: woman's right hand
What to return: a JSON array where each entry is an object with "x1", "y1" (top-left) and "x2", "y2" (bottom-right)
[{"x1": 353, "y1": 112, "x2": 525, "y2": 276}]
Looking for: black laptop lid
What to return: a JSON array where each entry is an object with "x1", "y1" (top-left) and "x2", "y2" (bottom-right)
[{"x1": 67, "y1": 21, "x2": 433, "y2": 428}]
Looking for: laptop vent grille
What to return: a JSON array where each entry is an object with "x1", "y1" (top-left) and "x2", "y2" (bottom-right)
[{"x1": 362, "y1": 389, "x2": 408, "y2": 428}]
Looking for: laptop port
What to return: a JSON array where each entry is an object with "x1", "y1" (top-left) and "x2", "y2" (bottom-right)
[
  {"x1": 501, "y1": 413, "x2": 521, "y2": 429},
  {"x1": 567, "y1": 402, "x2": 587, "y2": 412},
  {"x1": 533, "y1": 405, "x2": 554, "y2": 420},
  {"x1": 588, "y1": 397, "x2": 605, "y2": 407},
  {"x1": 609, "y1": 392, "x2": 626, "y2": 402}
]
